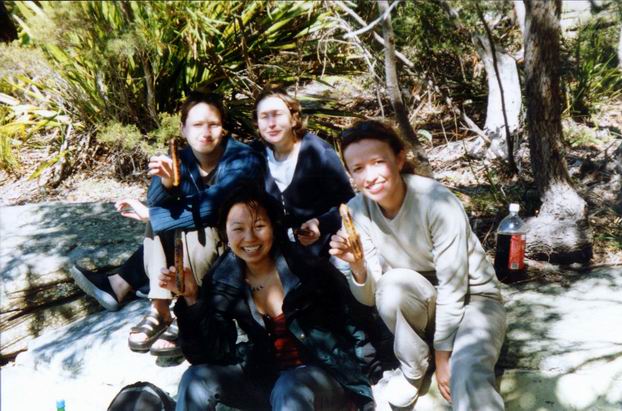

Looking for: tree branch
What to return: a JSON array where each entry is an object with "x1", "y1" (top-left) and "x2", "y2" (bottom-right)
[
  {"x1": 462, "y1": 110, "x2": 491, "y2": 143},
  {"x1": 474, "y1": 2, "x2": 518, "y2": 173},
  {"x1": 334, "y1": 0, "x2": 414, "y2": 68},
  {"x1": 343, "y1": 0, "x2": 401, "y2": 39}
]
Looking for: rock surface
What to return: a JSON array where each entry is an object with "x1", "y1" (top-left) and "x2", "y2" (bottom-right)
[
  {"x1": 2, "y1": 299, "x2": 188, "y2": 410},
  {"x1": 0, "y1": 202, "x2": 144, "y2": 361},
  {"x1": 2, "y1": 268, "x2": 621, "y2": 410},
  {"x1": 498, "y1": 267, "x2": 622, "y2": 411},
  {"x1": 1, "y1": 203, "x2": 621, "y2": 410}
]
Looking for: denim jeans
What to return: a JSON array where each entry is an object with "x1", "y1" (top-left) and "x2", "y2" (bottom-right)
[{"x1": 175, "y1": 363, "x2": 352, "y2": 411}]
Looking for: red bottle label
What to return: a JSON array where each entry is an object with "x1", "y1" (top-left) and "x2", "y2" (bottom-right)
[{"x1": 508, "y1": 234, "x2": 525, "y2": 270}]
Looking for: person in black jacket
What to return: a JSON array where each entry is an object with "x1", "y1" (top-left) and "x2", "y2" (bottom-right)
[
  {"x1": 251, "y1": 86, "x2": 397, "y2": 372},
  {"x1": 252, "y1": 86, "x2": 354, "y2": 257},
  {"x1": 160, "y1": 185, "x2": 374, "y2": 411}
]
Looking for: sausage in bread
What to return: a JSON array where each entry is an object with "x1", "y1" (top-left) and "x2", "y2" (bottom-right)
[{"x1": 339, "y1": 204, "x2": 363, "y2": 260}]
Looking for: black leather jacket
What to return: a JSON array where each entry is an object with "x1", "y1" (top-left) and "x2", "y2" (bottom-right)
[{"x1": 174, "y1": 246, "x2": 374, "y2": 408}]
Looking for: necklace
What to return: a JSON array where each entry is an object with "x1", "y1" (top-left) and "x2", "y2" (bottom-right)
[
  {"x1": 246, "y1": 268, "x2": 277, "y2": 293},
  {"x1": 249, "y1": 283, "x2": 265, "y2": 293}
]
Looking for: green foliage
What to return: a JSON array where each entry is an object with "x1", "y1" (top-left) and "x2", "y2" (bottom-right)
[
  {"x1": 563, "y1": 121, "x2": 605, "y2": 148},
  {"x1": 10, "y1": 1, "x2": 342, "y2": 134},
  {"x1": 594, "y1": 215, "x2": 622, "y2": 251},
  {"x1": 4, "y1": 0, "x2": 353, "y2": 179},
  {"x1": 147, "y1": 113, "x2": 181, "y2": 154},
  {"x1": 0, "y1": 106, "x2": 20, "y2": 172},
  {"x1": 562, "y1": 18, "x2": 622, "y2": 119},
  {"x1": 416, "y1": 129, "x2": 433, "y2": 144},
  {"x1": 97, "y1": 122, "x2": 143, "y2": 152},
  {"x1": 389, "y1": 1, "x2": 492, "y2": 111},
  {"x1": 91, "y1": 113, "x2": 178, "y2": 157},
  {"x1": 28, "y1": 150, "x2": 66, "y2": 181},
  {"x1": 0, "y1": 42, "x2": 72, "y2": 173},
  {"x1": 395, "y1": 2, "x2": 476, "y2": 83}
]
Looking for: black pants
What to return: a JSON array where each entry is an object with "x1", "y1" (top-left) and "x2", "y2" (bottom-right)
[{"x1": 115, "y1": 245, "x2": 149, "y2": 295}]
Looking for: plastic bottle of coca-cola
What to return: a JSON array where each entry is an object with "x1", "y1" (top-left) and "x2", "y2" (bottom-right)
[{"x1": 494, "y1": 203, "x2": 527, "y2": 283}]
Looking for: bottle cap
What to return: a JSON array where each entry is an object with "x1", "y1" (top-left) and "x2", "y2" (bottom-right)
[
  {"x1": 509, "y1": 203, "x2": 519, "y2": 213},
  {"x1": 56, "y1": 399, "x2": 65, "y2": 409}
]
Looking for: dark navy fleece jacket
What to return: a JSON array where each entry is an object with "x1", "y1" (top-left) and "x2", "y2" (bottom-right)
[
  {"x1": 148, "y1": 137, "x2": 264, "y2": 234},
  {"x1": 252, "y1": 132, "x2": 354, "y2": 255}
]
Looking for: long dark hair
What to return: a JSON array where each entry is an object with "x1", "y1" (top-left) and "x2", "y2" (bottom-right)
[
  {"x1": 340, "y1": 119, "x2": 416, "y2": 174},
  {"x1": 217, "y1": 183, "x2": 286, "y2": 248},
  {"x1": 253, "y1": 85, "x2": 306, "y2": 139}
]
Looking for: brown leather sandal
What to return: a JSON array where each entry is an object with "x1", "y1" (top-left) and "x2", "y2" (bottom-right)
[
  {"x1": 149, "y1": 319, "x2": 182, "y2": 357},
  {"x1": 128, "y1": 311, "x2": 171, "y2": 352}
]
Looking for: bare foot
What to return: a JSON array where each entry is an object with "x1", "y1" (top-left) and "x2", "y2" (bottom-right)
[
  {"x1": 150, "y1": 338, "x2": 177, "y2": 351},
  {"x1": 128, "y1": 300, "x2": 172, "y2": 348}
]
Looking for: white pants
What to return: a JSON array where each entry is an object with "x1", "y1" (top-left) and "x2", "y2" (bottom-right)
[
  {"x1": 143, "y1": 224, "x2": 222, "y2": 300},
  {"x1": 375, "y1": 268, "x2": 506, "y2": 410}
]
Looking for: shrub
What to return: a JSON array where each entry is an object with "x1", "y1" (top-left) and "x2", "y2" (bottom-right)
[
  {"x1": 562, "y1": 17, "x2": 622, "y2": 119},
  {"x1": 4, "y1": 1, "x2": 353, "y2": 180},
  {"x1": 97, "y1": 122, "x2": 143, "y2": 152}
]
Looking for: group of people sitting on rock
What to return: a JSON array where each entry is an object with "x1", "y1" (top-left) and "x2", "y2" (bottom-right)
[{"x1": 71, "y1": 86, "x2": 507, "y2": 411}]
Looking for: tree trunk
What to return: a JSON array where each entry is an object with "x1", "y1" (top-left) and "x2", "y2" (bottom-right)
[
  {"x1": 523, "y1": 0, "x2": 592, "y2": 264},
  {"x1": 473, "y1": 34, "x2": 522, "y2": 161},
  {"x1": 436, "y1": 0, "x2": 521, "y2": 164},
  {"x1": 141, "y1": 52, "x2": 159, "y2": 129},
  {"x1": 118, "y1": 1, "x2": 158, "y2": 129},
  {"x1": 513, "y1": 1, "x2": 526, "y2": 36},
  {"x1": 377, "y1": 0, "x2": 432, "y2": 177},
  {"x1": 614, "y1": 142, "x2": 622, "y2": 215}
]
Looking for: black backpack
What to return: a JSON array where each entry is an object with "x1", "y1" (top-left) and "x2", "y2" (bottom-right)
[{"x1": 107, "y1": 381, "x2": 176, "y2": 411}]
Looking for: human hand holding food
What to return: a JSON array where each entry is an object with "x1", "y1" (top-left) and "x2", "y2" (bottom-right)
[
  {"x1": 169, "y1": 138, "x2": 181, "y2": 187},
  {"x1": 329, "y1": 228, "x2": 366, "y2": 279},
  {"x1": 329, "y1": 204, "x2": 366, "y2": 281},
  {"x1": 296, "y1": 218, "x2": 320, "y2": 246},
  {"x1": 159, "y1": 266, "x2": 199, "y2": 305},
  {"x1": 339, "y1": 204, "x2": 363, "y2": 259}
]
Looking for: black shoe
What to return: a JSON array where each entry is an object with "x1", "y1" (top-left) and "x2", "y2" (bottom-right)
[{"x1": 69, "y1": 265, "x2": 121, "y2": 311}]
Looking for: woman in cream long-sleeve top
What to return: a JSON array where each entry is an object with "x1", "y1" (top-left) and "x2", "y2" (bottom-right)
[{"x1": 330, "y1": 120, "x2": 506, "y2": 411}]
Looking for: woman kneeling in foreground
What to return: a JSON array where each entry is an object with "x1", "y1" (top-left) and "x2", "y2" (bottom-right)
[
  {"x1": 161, "y1": 184, "x2": 373, "y2": 411},
  {"x1": 330, "y1": 120, "x2": 506, "y2": 410}
]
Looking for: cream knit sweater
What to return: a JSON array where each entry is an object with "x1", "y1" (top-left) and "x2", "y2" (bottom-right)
[{"x1": 343, "y1": 174, "x2": 501, "y2": 351}]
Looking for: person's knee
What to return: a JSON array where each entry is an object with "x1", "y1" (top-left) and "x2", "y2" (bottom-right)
[
  {"x1": 376, "y1": 291, "x2": 409, "y2": 324},
  {"x1": 271, "y1": 371, "x2": 314, "y2": 410},
  {"x1": 178, "y1": 365, "x2": 221, "y2": 407},
  {"x1": 376, "y1": 269, "x2": 434, "y2": 320}
]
